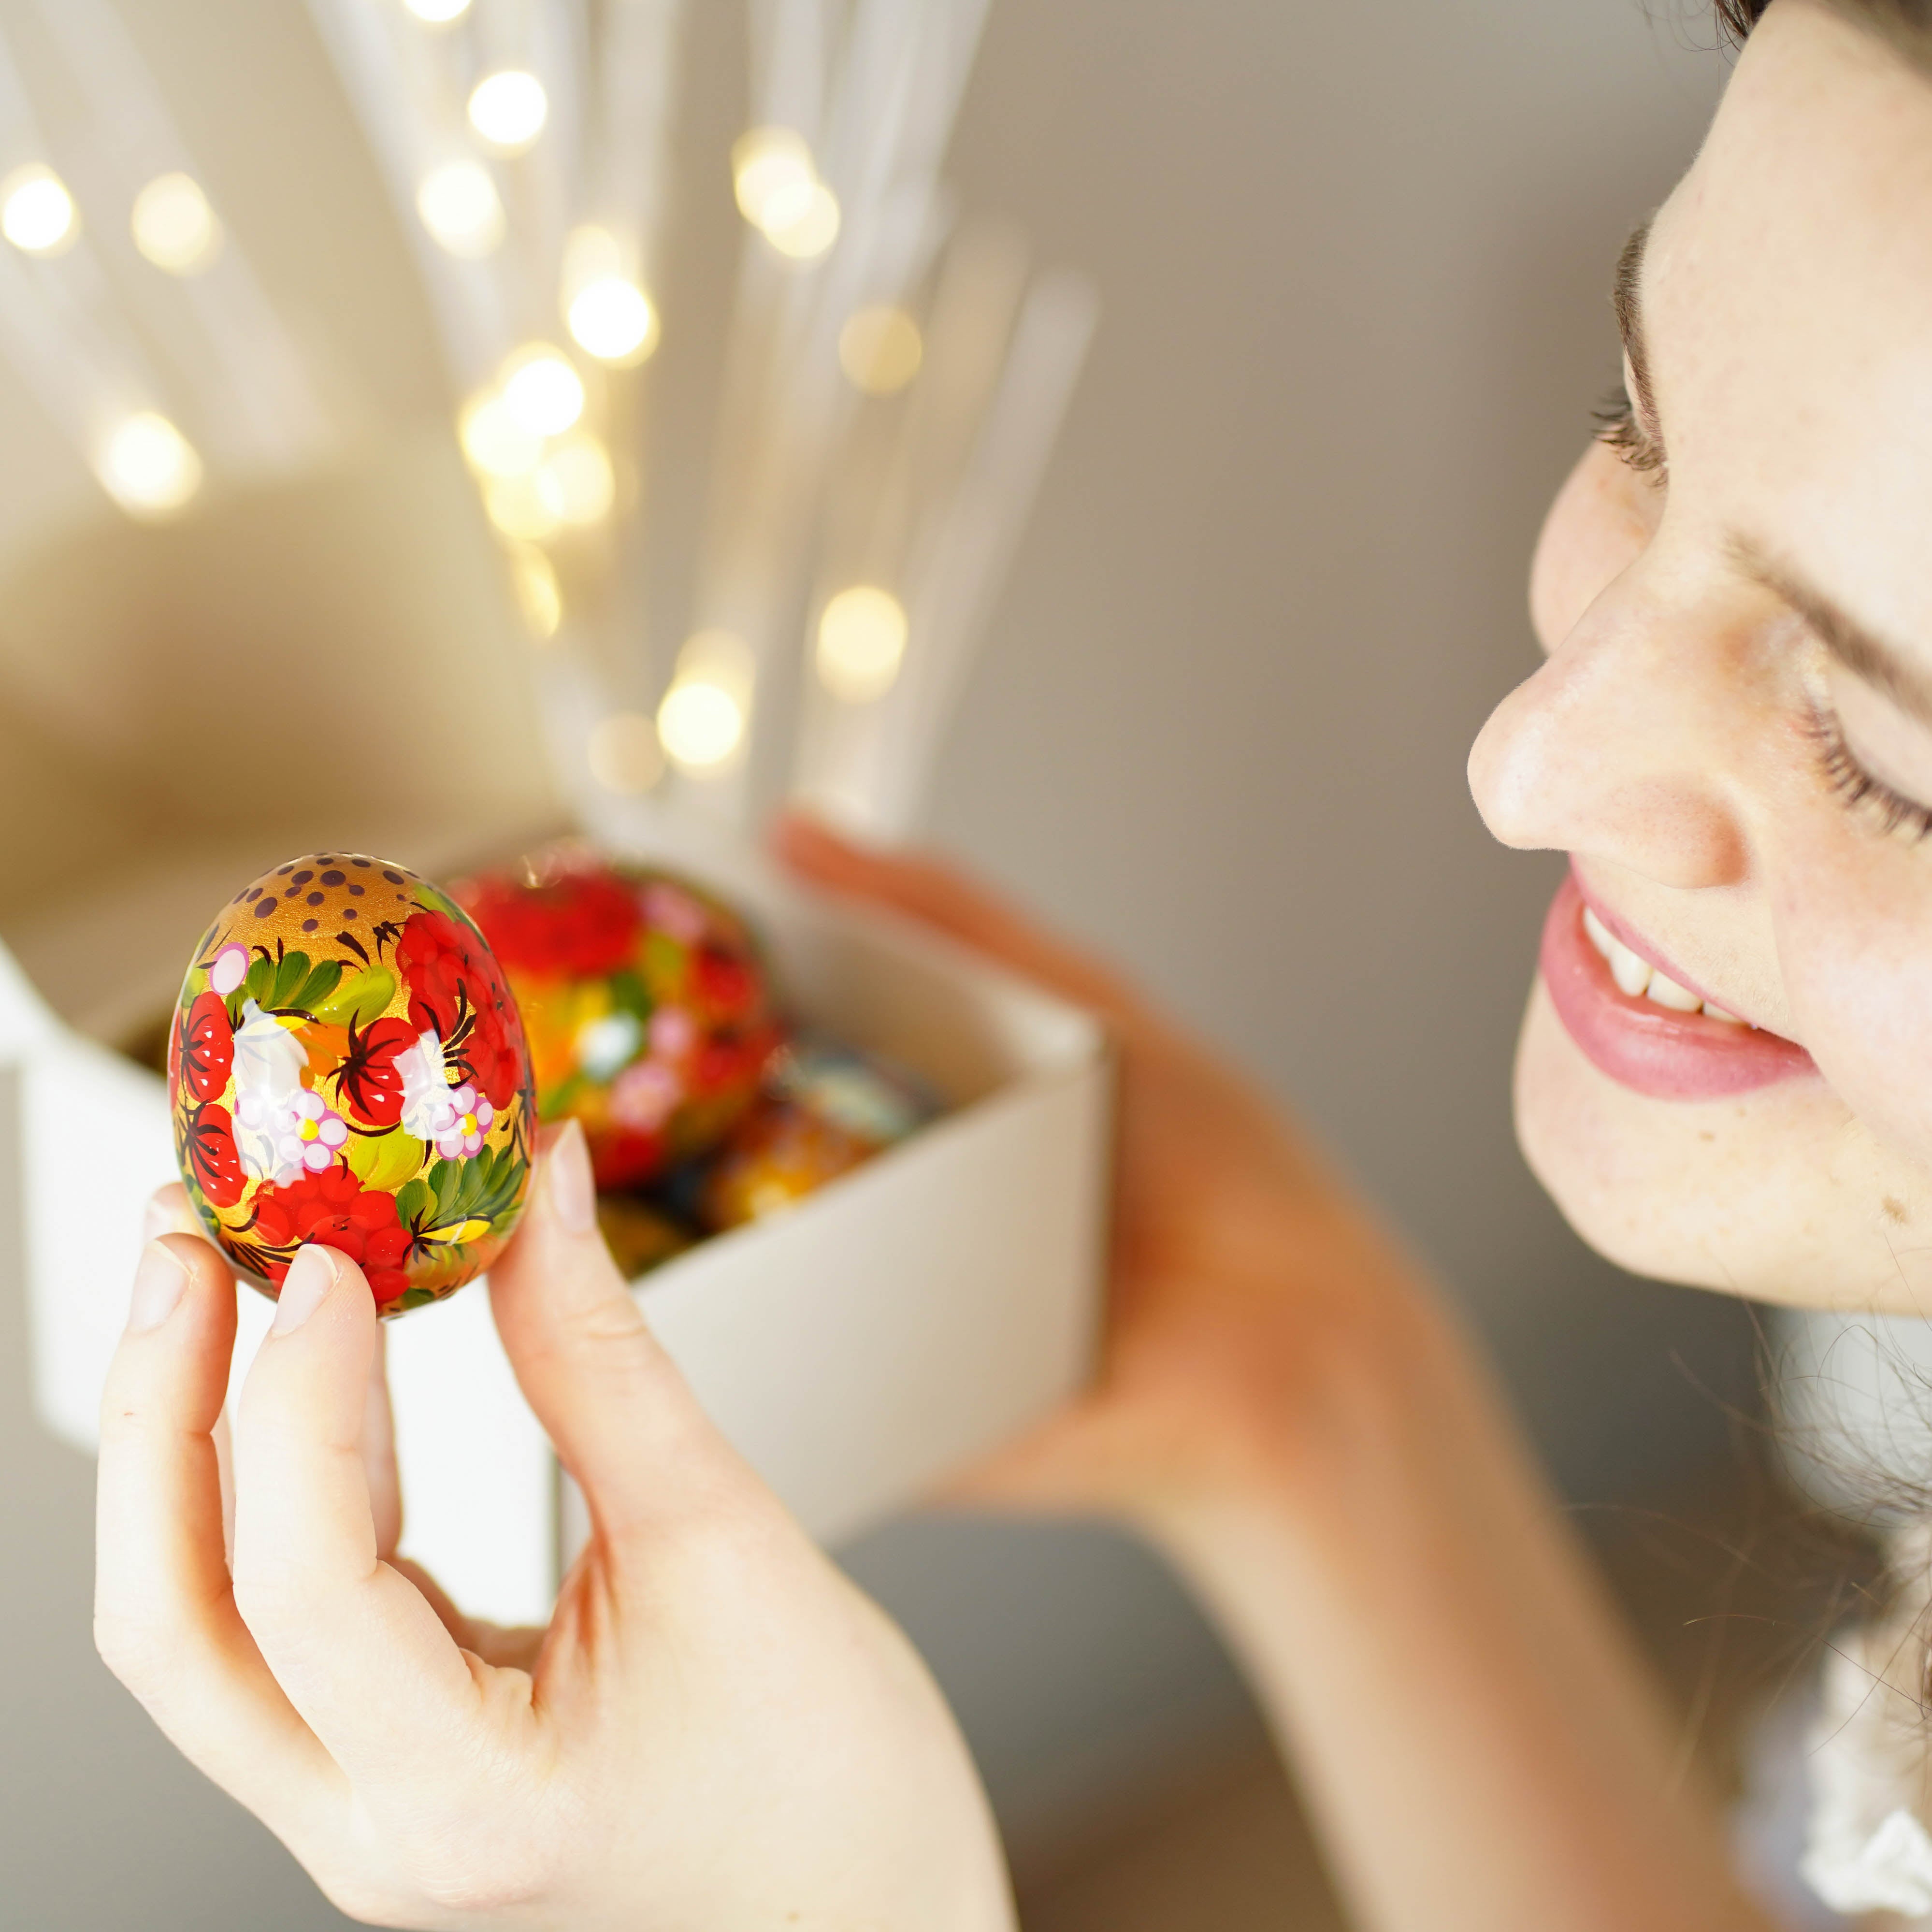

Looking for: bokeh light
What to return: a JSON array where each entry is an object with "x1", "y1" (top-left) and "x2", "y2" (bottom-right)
[
  {"x1": 499, "y1": 345, "x2": 584, "y2": 436},
  {"x1": 1, "y1": 165, "x2": 78, "y2": 256},
  {"x1": 732, "y1": 128, "x2": 813, "y2": 227},
  {"x1": 130, "y1": 173, "x2": 221, "y2": 274},
  {"x1": 567, "y1": 275, "x2": 658, "y2": 364},
  {"x1": 838, "y1": 306, "x2": 923, "y2": 395},
  {"x1": 402, "y1": 0, "x2": 471, "y2": 20},
  {"x1": 509, "y1": 546, "x2": 562, "y2": 639},
  {"x1": 458, "y1": 392, "x2": 542, "y2": 477},
  {"x1": 98, "y1": 412, "x2": 202, "y2": 519},
  {"x1": 484, "y1": 471, "x2": 560, "y2": 542},
  {"x1": 468, "y1": 71, "x2": 548, "y2": 154},
  {"x1": 657, "y1": 629, "x2": 754, "y2": 772},
  {"x1": 534, "y1": 432, "x2": 616, "y2": 525},
  {"x1": 760, "y1": 178, "x2": 839, "y2": 260},
  {"x1": 816, "y1": 585, "x2": 908, "y2": 701},
  {"x1": 416, "y1": 161, "x2": 504, "y2": 258}
]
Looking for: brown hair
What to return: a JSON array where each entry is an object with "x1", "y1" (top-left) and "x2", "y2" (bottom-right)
[{"x1": 1717, "y1": 0, "x2": 1932, "y2": 60}]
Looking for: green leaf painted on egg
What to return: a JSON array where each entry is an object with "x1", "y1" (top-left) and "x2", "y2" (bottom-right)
[
  {"x1": 243, "y1": 953, "x2": 276, "y2": 1008},
  {"x1": 394, "y1": 1177, "x2": 433, "y2": 1228},
  {"x1": 292, "y1": 959, "x2": 344, "y2": 1014},
  {"x1": 412, "y1": 882, "x2": 463, "y2": 921},
  {"x1": 606, "y1": 967, "x2": 652, "y2": 1022},
  {"x1": 345, "y1": 1126, "x2": 426, "y2": 1193},
  {"x1": 403, "y1": 1150, "x2": 530, "y2": 1243},
  {"x1": 312, "y1": 964, "x2": 393, "y2": 1029}
]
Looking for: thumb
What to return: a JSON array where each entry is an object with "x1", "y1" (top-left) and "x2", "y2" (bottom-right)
[{"x1": 488, "y1": 1122, "x2": 754, "y2": 1550}]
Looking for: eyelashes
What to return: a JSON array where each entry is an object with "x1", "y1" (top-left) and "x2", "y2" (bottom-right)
[
  {"x1": 1804, "y1": 702, "x2": 1932, "y2": 843},
  {"x1": 1593, "y1": 388, "x2": 1667, "y2": 478},
  {"x1": 1588, "y1": 388, "x2": 1932, "y2": 851}
]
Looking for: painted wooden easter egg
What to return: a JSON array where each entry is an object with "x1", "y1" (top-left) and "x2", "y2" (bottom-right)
[
  {"x1": 168, "y1": 854, "x2": 536, "y2": 1317},
  {"x1": 453, "y1": 851, "x2": 782, "y2": 1190},
  {"x1": 696, "y1": 1035, "x2": 940, "y2": 1231}
]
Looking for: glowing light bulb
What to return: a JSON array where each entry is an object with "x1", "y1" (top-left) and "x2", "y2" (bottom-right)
[
  {"x1": 761, "y1": 178, "x2": 839, "y2": 260},
  {"x1": 98, "y1": 412, "x2": 202, "y2": 519},
  {"x1": 567, "y1": 275, "x2": 657, "y2": 364},
  {"x1": 416, "y1": 161, "x2": 504, "y2": 258},
  {"x1": 130, "y1": 173, "x2": 221, "y2": 275},
  {"x1": 468, "y1": 71, "x2": 548, "y2": 153},
  {"x1": 816, "y1": 585, "x2": 908, "y2": 702},
  {"x1": 657, "y1": 629, "x2": 754, "y2": 772},
  {"x1": 588, "y1": 712, "x2": 663, "y2": 793},
  {"x1": 403, "y1": 0, "x2": 471, "y2": 21},
  {"x1": 483, "y1": 471, "x2": 559, "y2": 541},
  {"x1": 509, "y1": 546, "x2": 562, "y2": 638},
  {"x1": 498, "y1": 345, "x2": 584, "y2": 436},
  {"x1": 732, "y1": 127, "x2": 813, "y2": 227},
  {"x1": 534, "y1": 432, "x2": 615, "y2": 525},
  {"x1": 838, "y1": 306, "x2": 923, "y2": 395},
  {"x1": 1, "y1": 165, "x2": 78, "y2": 256}
]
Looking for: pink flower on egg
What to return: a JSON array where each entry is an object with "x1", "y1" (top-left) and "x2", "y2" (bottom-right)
[
  {"x1": 431, "y1": 1083, "x2": 494, "y2": 1160},
  {"x1": 610, "y1": 1058, "x2": 682, "y2": 1132},
  {"x1": 209, "y1": 943, "x2": 250, "y2": 998},
  {"x1": 236, "y1": 1084, "x2": 349, "y2": 1185},
  {"x1": 648, "y1": 1006, "x2": 696, "y2": 1062}
]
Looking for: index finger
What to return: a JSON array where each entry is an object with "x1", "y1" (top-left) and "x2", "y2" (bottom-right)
[
  {"x1": 229, "y1": 1244, "x2": 516, "y2": 1799},
  {"x1": 95, "y1": 1227, "x2": 338, "y2": 1826}
]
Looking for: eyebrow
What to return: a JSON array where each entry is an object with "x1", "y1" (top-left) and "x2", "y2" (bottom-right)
[
  {"x1": 1612, "y1": 216, "x2": 1661, "y2": 435},
  {"x1": 1733, "y1": 538, "x2": 1932, "y2": 728}
]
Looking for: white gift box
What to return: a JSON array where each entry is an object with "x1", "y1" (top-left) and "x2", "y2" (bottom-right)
[{"x1": 7, "y1": 823, "x2": 1110, "y2": 1626}]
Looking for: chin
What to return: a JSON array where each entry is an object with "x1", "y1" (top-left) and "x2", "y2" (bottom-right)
[{"x1": 1511, "y1": 981, "x2": 1930, "y2": 1314}]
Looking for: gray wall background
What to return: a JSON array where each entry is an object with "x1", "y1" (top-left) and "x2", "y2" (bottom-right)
[{"x1": 0, "y1": 0, "x2": 1745, "y2": 1921}]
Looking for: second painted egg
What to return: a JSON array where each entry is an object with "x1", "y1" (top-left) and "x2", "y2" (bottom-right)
[{"x1": 454, "y1": 852, "x2": 782, "y2": 1189}]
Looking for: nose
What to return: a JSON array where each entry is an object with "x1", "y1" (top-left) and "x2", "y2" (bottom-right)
[{"x1": 1467, "y1": 562, "x2": 1752, "y2": 891}]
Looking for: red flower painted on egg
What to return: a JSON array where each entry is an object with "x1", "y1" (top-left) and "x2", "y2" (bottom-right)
[
  {"x1": 176, "y1": 992, "x2": 235, "y2": 1103},
  {"x1": 182, "y1": 1101, "x2": 246, "y2": 1208},
  {"x1": 335, "y1": 1015, "x2": 419, "y2": 1127},
  {"x1": 395, "y1": 908, "x2": 527, "y2": 1112},
  {"x1": 463, "y1": 871, "x2": 641, "y2": 978},
  {"x1": 253, "y1": 1165, "x2": 414, "y2": 1308}
]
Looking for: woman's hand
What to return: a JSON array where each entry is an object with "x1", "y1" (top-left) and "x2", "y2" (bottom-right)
[
  {"x1": 94, "y1": 1122, "x2": 1015, "y2": 1932},
  {"x1": 774, "y1": 814, "x2": 1435, "y2": 1528}
]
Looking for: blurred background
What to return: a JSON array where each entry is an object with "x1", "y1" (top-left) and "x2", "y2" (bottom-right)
[{"x1": 0, "y1": 1, "x2": 1783, "y2": 1925}]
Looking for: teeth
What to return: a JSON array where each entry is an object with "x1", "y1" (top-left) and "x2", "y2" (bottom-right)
[
  {"x1": 1645, "y1": 969, "x2": 1702, "y2": 1012},
  {"x1": 1582, "y1": 899, "x2": 1746, "y2": 1023},
  {"x1": 1607, "y1": 941, "x2": 1651, "y2": 998},
  {"x1": 1582, "y1": 904, "x2": 1651, "y2": 994}
]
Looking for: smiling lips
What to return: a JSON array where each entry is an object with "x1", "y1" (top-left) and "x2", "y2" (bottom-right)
[{"x1": 1539, "y1": 867, "x2": 1817, "y2": 1099}]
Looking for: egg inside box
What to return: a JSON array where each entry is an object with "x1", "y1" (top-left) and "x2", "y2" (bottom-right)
[{"x1": 11, "y1": 819, "x2": 1109, "y2": 1626}]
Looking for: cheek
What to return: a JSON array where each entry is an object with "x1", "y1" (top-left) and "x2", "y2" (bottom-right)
[
  {"x1": 1773, "y1": 840, "x2": 1932, "y2": 1170},
  {"x1": 1529, "y1": 442, "x2": 1661, "y2": 654}
]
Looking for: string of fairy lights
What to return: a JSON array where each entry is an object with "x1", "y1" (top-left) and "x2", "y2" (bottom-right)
[{"x1": 0, "y1": 0, "x2": 1095, "y2": 839}]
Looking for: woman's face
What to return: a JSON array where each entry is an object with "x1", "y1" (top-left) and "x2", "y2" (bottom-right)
[{"x1": 1469, "y1": 0, "x2": 1932, "y2": 1314}]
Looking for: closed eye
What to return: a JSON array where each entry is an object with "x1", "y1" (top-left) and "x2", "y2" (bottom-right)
[
  {"x1": 1805, "y1": 699, "x2": 1932, "y2": 843},
  {"x1": 1593, "y1": 386, "x2": 1667, "y2": 480}
]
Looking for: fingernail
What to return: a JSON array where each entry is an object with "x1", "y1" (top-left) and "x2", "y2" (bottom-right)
[
  {"x1": 273, "y1": 1245, "x2": 339, "y2": 1334},
  {"x1": 546, "y1": 1120, "x2": 597, "y2": 1235},
  {"x1": 139, "y1": 1193, "x2": 175, "y2": 1245},
  {"x1": 127, "y1": 1241, "x2": 187, "y2": 1333}
]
